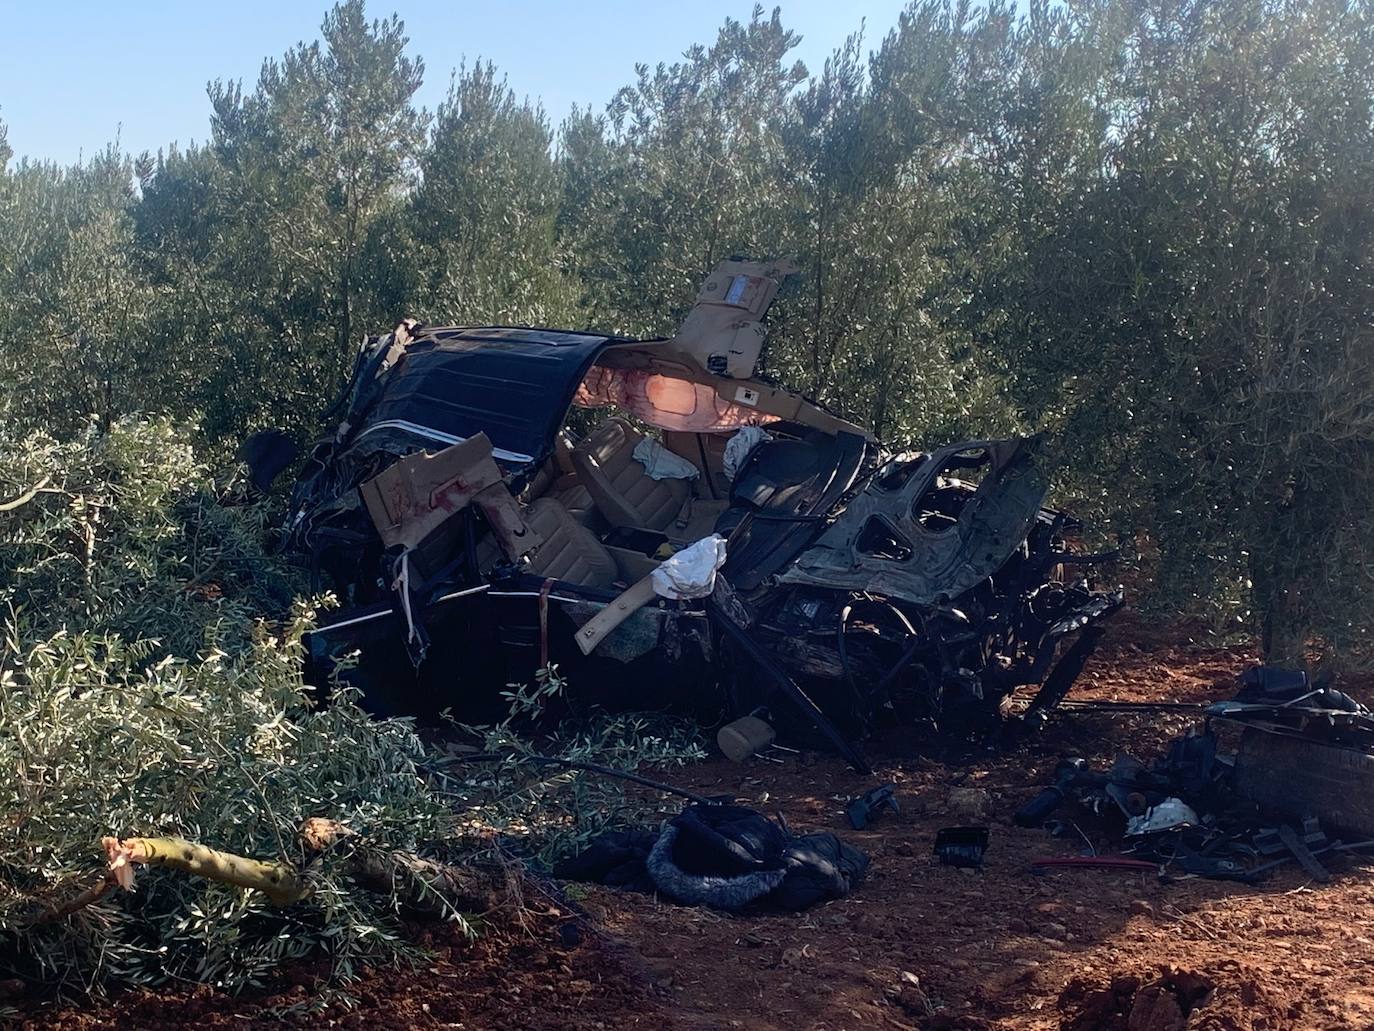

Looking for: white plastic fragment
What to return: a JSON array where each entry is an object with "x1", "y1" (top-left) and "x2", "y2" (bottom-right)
[
  {"x1": 651, "y1": 534, "x2": 728, "y2": 600},
  {"x1": 1125, "y1": 797, "x2": 1199, "y2": 836}
]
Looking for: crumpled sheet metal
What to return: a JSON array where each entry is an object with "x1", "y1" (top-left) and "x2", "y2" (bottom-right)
[
  {"x1": 574, "y1": 365, "x2": 779, "y2": 434},
  {"x1": 1126, "y1": 797, "x2": 1199, "y2": 836},
  {"x1": 778, "y1": 437, "x2": 1047, "y2": 605}
]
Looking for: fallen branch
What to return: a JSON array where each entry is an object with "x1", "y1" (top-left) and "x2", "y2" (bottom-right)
[
  {"x1": 99, "y1": 823, "x2": 496, "y2": 917},
  {"x1": 28, "y1": 874, "x2": 115, "y2": 927},
  {"x1": 102, "y1": 835, "x2": 307, "y2": 905},
  {"x1": 301, "y1": 818, "x2": 496, "y2": 916}
]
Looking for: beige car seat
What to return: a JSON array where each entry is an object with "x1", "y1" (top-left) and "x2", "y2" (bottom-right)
[
  {"x1": 523, "y1": 454, "x2": 595, "y2": 524},
  {"x1": 571, "y1": 417, "x2": 693, "y2": 531},
  {"x1": 520, "y1": 433, "x2": 593, "y2": 521},
  {"x1": 522, "y1": 497, "x2": 618, "y2": 589}
]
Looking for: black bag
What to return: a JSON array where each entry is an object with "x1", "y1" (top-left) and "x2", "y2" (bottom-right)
[{"x1": 560, "y1": 803, "x2": 868, "y2": 913}]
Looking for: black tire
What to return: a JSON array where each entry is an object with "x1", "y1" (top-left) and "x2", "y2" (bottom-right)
[{"x1": 1234, "y1": 728, "x2": 1374, "y2": 838}]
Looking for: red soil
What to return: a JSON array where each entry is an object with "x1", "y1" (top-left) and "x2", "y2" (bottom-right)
[{"x1": 19, "y1": 614, "x2": 1374, "y2": 1029}]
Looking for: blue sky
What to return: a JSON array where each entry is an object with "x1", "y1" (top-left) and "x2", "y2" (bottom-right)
[{"x1": 0, "y1": 0, "x2": 910, "y2": 165}]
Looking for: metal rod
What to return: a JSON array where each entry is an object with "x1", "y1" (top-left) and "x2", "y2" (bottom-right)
[
  {"x1": 707, "y1": 597, "x2": 872, "y2": 775},
  {"x1": 434, "y1": 752, "x2": 718, "y2": 806}
]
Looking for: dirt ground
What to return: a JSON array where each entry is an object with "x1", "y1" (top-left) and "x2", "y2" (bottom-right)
[{"x1": 18, "y1": 615, "x2": 1374, "y2": 1030}]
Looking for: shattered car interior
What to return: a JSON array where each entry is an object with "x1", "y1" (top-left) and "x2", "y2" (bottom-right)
[{"x1": 262, "y1": 259, "x2": 1123, "y2": 770}]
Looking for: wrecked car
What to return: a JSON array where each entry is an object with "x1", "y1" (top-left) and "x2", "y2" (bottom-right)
[{"x1": 256, "y1": 259, "x2": 1122, "y2": 770}]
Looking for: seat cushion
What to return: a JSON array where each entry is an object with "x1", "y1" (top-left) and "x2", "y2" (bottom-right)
[
  {"x1": 524, "y1": 455, "x2": 596, "y2": 525},
  {"x1": 524, "y1": 497, "x2": 619, "y2": 589},
  {"x1": 572, "y1": 417, "x2": 693, "y2": 531},
  {"x1": 551, "y1": 480, "x2": 595, "y2": 524}
]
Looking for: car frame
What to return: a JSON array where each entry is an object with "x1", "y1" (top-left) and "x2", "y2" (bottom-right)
[{"x1": 256, "y1": 259, "x2": 1122, "y2": 770}]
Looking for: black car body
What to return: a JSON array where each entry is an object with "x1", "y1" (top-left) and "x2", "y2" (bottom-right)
[{"x1": 265, "y1": 260, "x2": 1121, "y2": 768}]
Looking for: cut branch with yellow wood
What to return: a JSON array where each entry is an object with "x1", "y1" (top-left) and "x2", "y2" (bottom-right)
[
  {"x1": 102, "y1": 835, "x2": 307, "y2": 905},
  {"x1": 99, "y1": 823, "x2": 496, "y2": 916}
]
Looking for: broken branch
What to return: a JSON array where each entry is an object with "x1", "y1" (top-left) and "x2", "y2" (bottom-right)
[
  {"x1": 102, "y1": 835, "x2": 308, "y2": 905},
  {"x1": 29, "y1": 874, "x2": 115, "y2": 926},
  {"x1": 300, "y1": 817, "x2": 495, "y2": 915},
  {"x1": 98, "y1": 822, "x2": 496, "y2": 917}
]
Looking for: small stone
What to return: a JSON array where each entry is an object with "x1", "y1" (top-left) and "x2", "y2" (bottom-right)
[
  {"x1": 895, "y1": 982, "x2": 935, "y2": 1018},
  {"x1": 946, "y1": 787, "x2": 991, "y2": 819},
  {"x1": 1127, "y1": 984, "x2": 1184, "y2": 1031}
]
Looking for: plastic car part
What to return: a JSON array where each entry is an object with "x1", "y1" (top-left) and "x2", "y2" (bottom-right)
[
  {"x1": 847, "y1": 784, "x2": 899, "y2": 830},
  {"x1": 934, "y1": 827, "x2": 990, "y2": 868}
]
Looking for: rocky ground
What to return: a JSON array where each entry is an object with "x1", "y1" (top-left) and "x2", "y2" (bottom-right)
[{"x1": 18, "y1": 615, "x2": 1374, "y2": 1030}]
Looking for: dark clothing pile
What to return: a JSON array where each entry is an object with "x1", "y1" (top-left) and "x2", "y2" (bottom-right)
[{"x1": 555, "y1": 803, "x2": 868, "y2": 912}]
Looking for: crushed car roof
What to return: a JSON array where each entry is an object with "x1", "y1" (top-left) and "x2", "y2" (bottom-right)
[{"x1": 357, "y1": 326, "x2": 636, "y2": 466}]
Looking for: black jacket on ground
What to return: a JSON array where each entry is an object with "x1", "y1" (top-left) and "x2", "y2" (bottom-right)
[{"x1": 555, "y1": 803, "x2": 868, "y2": 912}]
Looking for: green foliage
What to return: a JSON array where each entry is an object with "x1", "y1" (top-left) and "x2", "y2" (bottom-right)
[
  {"x1": 0, "y1": 148, "x2": 164, "y2": 436},
  {"x1": 0, "y1": 622, "x2": 459, "y2": 995},
  {"x1": 410, "y1": 62, "x2": 576, "y2": 325},
  {"x1": 932, "y1": 0, "x2": 1374, "y2": 660},
  {"x1": 0, "y1": 420, "x2": 459, "y2": 995},
  {"x1": 0, "y1": 419, "x2": 298, "y2": 654},
  {"x1": 568, "y1": 6, "x2": 808, "y2": 336}
]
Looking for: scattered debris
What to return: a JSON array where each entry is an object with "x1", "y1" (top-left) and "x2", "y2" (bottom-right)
[
  {"x1": 846, "y1": 782, "x2": 899, "y2": 830},
  {"x1": 1231, "y1": 728, "x2": 1374, "y2": 838},
  {"x1": 717, "y1": 714, "x2": 777, "y2": 762},
  {"x1": 934, "y1": 827, "x2": 990, "y2": 869},
  {"x1": 1125, "y1": 797, "x2": 1198, "y2": 837},
  {"x1": 1016, "y1": 664, "x2": 1374, "y2": 883},
  {"x1": 1013, "y1": 757, "x2": 1103, "y2": 827}
]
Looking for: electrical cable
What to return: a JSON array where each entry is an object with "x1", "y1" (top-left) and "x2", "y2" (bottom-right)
[{"x1": 433, "y1": 752, "x2": 718, "y2": 806}]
